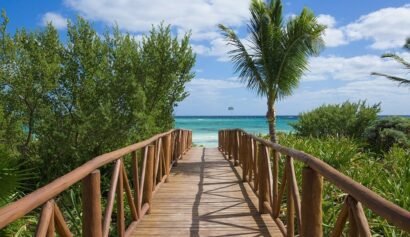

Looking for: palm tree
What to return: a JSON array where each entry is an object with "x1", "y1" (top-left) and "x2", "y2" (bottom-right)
[
  {"x1": 371, "y1": 38, "x2": 410, "y2": 86},
  {"x1": 219, "y1": 0, "x2": 325, "y2": 143}
]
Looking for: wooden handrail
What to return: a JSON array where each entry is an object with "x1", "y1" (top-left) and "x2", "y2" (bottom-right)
[
  {"x1": 0, "y1": 128, "x2": 193, "y2": 235},
  {"x1": 218, "y1": 129, "x2": 410, "y2": 236}
]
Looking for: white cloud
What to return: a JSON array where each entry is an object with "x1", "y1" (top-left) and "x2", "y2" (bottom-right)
[
  {"x1": 317, "y1": 5, "x2": 410, "y2": 49},
  {"x1": 64, "y1": 0, "x2": 250, "y2": 39},
  {"x1": 191, "y1": 44, "x2": 210, "y2": 55},
  {"x1": 317, "y1": 14, "x2": 347, "y2": 47},
  {"x1": 41, "y1": 12, "x2": 67, "y2": 29},
  {"x1": 194, "y1": 37, "x2": 235, "y2": 61},
  {"x1": 304, "y1": 53, "x2": 410, "y2": 81},
  {"x1": 317, "y1": 14, "x2": 336, "y2": 27},
  {"x1": 187, "y1": 78, "x2": 242, "y2": 92},
  {"x1": 344, "y1": 5, "x2": 410, "y2": 49}
]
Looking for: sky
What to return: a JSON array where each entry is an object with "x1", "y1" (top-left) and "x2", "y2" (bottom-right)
[{"x1": 2, "y1": 0, "x2": 410, "y2": 115}]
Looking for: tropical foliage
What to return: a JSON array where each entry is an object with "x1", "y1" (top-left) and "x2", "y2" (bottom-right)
[
  {"x1": 276, "y1": 131, "x2": 410, "y2": 236},
  {"x1": 269, "y1": 99, "x2": 410, "y2": 236},
  {"x1": 0, "y1": 13, "x2": 195, "y2": 184},
  {"x1": 372, "y1": 38, "x2": 410, "y2": 86},
  {"x1": 364, "y1": 116, "x2": 410, "y2": 153},
  {"x1": 291, "y1": 100, "x2": 381, "y2": 138},
  {"x1": 219, "y1": 0, "x2": 325, "y2": 143}
]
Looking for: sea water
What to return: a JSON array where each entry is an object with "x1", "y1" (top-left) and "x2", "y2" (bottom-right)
[{"x1": 175, "y1": 116, "x2": 298, "y2": 147}]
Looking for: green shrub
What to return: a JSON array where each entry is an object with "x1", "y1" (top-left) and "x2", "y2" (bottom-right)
[
  {"x1": 291, "y1": 100, "x2": 380, "y2": 138},
  {"x1": 363, "y1": 116, "x2": 410, "y2": 153},
  {"x1": 0, "y1": 14, "x2": 195, "y2": 183},
  {"x1": 278, "y1": 133, "x2": 360, "y2": 169}
]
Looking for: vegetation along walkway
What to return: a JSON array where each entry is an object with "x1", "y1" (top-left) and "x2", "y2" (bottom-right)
[{"x1": 131, "y1": 147, "x2": 281, "y2": 236}]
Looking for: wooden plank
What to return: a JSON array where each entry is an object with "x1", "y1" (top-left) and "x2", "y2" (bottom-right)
[{"x1": 128, "y1": 147, "x2": 282, "y2": 237}]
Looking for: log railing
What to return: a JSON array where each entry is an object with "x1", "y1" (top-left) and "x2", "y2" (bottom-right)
[
  {"x1": 0, "y1": 129, "x2": 192, "y2": 237},
  {"x1": 218, "y1": 129, "x2": 410, "y2": 237}
]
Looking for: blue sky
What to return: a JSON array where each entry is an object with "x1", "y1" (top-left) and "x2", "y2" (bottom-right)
[{"x1": 2, "y1": 0, "x2": 410, "y2": 115}]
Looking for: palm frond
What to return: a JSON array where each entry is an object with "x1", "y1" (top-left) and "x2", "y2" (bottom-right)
[
  {"x1": 0, "y1": 157, "x2": 35, "y2": 206},
  {"x1": 218, "y1": 24, "x2": 266, "y2": 96},
  {"x1": 274, "y1": 7, "x2": 325, "y2": 99},
  {"x1": 381, "y1": 53, "x2": 410, "y2": 69},
  {"x1": 371, "y1": 72, "x2": 410, "y2": 86}
]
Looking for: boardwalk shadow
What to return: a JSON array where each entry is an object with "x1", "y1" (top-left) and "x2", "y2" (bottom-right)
[{"x1": 189, "y1": 148, "x2": 273, "y2": 237}]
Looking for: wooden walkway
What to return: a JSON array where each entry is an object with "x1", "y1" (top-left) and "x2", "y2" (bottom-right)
[{"x1": 130, "y1": 147, "x2": 281, "y2": 236}]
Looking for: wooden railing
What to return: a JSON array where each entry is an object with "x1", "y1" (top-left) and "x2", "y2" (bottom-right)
[
  {"x1": 218, "y1": 129, "x2": 410, "y2": 237},
  {"x1": 0, "y1": 129, "x2": 192, "y2": 237}
]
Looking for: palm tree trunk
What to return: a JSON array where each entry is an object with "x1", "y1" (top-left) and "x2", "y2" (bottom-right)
[{"x1": 266, "y1": 100, "x2": 277, "y2": 143}]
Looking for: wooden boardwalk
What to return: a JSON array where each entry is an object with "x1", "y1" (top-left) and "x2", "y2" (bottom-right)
[{"x1": 131, "y1": 147, "x2": 281, "y2": 236}]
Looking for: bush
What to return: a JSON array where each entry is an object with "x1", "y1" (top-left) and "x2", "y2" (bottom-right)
[
  {"x1": 291, "y1": 100, "x2": 380, "y2": 138},
  {"x1": 0, "y1": 14, "x2": 195, "y2": 183},
  {"x1": 278, "y1": 133, "x2": 360, "y2": 169},
  {"x1": 363, "y1": 116, "x2": 410, "y2": 153}
]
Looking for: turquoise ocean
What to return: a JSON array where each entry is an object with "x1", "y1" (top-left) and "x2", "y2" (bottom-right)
[{"x1": 175, "y1": 116, "x2": 298, "y2": 147}]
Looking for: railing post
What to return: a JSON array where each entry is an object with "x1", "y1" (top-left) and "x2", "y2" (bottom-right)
[
  {"x1": 227, "y1": 131, "x2": 231, "y2": 159},
  {"x1": 143, "y1": 145, "x2": 155, "y2": 214},
  {"x1": 156, "y1": 139, "x2": 163, "y2": 184},
  {"x1": 242, "y1": 134, "x2": 248, "y2": 181},
  {"x1": 218, "y1": 131, "x2": 221, "y2": 148},
  {"x1": 171, "y1": 132, "x2": 176, "y2": 167},
  {"x1": 223, "y1": 131, "x2": 227, "y2": 155},
  {"x1": 254, "y1": 139, "x2": 260, "y2": 192},
  {"x1": 248, "y1": 137, "x2": 254, "y2": 185},
  {"x1": 272, "y1": 150, "x2": 279, "y2": 216},
  {"x1": 184, "y1": 131, "x2": 188, "y2": 153},
  {"x1": 164, "y1": 134, "x2": 171, "y2": 183},
  {"x1": 117, "y1": 163, "x2": 125, "y2": 237},
  {"x1": 226, "y1": 130, "x2": 229, "y2": 157},
  {"x1": 179, "y1": 130, "x2": 183, "y2": 159},
  {"x1": 182, "y1": 131, "x2": 186, "y2": 154},
  {"x1": 132, "y1": 151, "x2": 141, "y2": 218},
  {"x1": 349, "y1": 205, "x2": 359, "y2": 237},
  {"x1": 173, "y1": 131, "x2": 179, "y2": 166},
  {"x1": 301, "y1": 167, "x2": 323, "y2": 237},
  {"x1": 258, "y1": 144, "x2": 268, "y2": 214},
  {"x1": 218, "y1": 131, "x2": 221, "y2": 149},
  {"x1": 36, "y1": 200, "x2": 55, "y2": 237},
  {"x1": 286, "y1": 157, "x2": 295, "y2": 237},
  {"x1": 347, "y1": 196, "x2": 371, "y2": 237},
  {"x1": 233, "y1": 130, "x2": 239, "y2": 166},
  {"x1": 82, "y1": 170, "x2": 102, "y2": 237}
]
